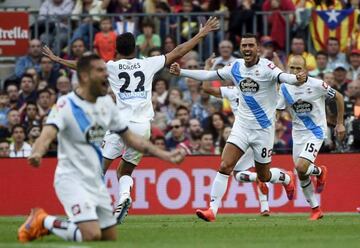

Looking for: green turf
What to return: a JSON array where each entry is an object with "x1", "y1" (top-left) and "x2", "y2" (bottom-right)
[{"x1": 1, "y1": 214, "x2": 359, "y2": 248}]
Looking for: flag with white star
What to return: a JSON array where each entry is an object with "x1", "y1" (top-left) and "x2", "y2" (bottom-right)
[{"x1": 310, "y1": 8, "x2": 359, "y2": 51}]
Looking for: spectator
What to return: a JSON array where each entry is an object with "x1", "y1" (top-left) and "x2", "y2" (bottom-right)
[
  {"x1": 71, "y1": 0, "x2": 106, "y2": 48},
  {"x1": 25, "y1": 67, "x2": 40, "y2": 87},
  {"x1": 38, "y1": 56, "x2": 61, "y2": 89},
  {"x1": 333, "y1": 63, "x2": 351, "y2": 94},
  {"x1": 148, "y1": 47, "x2": 162, "y2": 57},
  {"x1": 309, "y1": 51, "x2": 331, "y2": 78},
  {"x1": 288, "y1": 36, "x2": 316, "y2": 71},
  {"x1": 22, "y1": 102, "x2": 40, "y2": 131},
  {"x1": 175, "y1": 106, "x2": 190, "y2": 128},
  {"x1": 165, "y1": 118, "x2": 188, "y2": 150},
  {"x1": 162, "y1": 35, "x2": 177, "y2": 54},
  {"x1": 154, "y1": 2, "x2": 176, "y2": 40},
  {"x1": 347, "y1": 49, "x2": 360, "y2": 81},
  {"x1": 177, "y1": 58, "x2": 200, "y2": 91},
  {"x1": 37, "y1": 0, "x2": 74, "y2": 53},
  {"x1": 153, "y1": 78, "x2": 169, "y2": 106},
  {"x1": 15, "y1": 39, "x2": 42, "y2": 78},
  {"x1": 327, "y1": 37, "x2": 349, "y2": 70},
  {"x1": 0, "y1": 139, "x2": 10, "y2": 158},
  {"x1": 94, "y1": 17, "x2": 117, "y2": 62},
  {"x1": 136, "y1": 21, "x2": 161, "y2": 58},
  {"x1": 9, "y1": 125, "x2": 32, "y2": 158},
  {"x1": 323, "y1": 72, "x2": 336, "y2": 87},
  {"x1": 192, "y1": 88, "x2": 222, "y2": 126},
  {"x1": 6, "y1": 84, "x2": 20, "y2": 110},
  {"x1": 63, "y1": 38, "x2": 87, "y2": 60},
  {"x1": 262, "y1": 0, "x2": 295, "y2": 50},
  {"x1": 0, "y1": 92, "x2": 10, "y2": 128},
  {"x1": 18, "y1": 74, "x2": 37, "y2": 108},
  {"x1": 56, "y1": 76, "x2": 72, "y2": 96},
  {"x1": 152, "y1": 135, "x2": 167, "y2": 150},
  {"x1": 27, "y1": 125, "x2": 41, "y2": 146},
  {"x1": 178, "y1": 118, "x2": 203, "y2": 154},
  {"x1": 102, "y1": 0, "x2": 141, "y2": 22},
  {"x1": 179, "y1": 0, "x2": 202, "y2": 40},
  {"x1": 273, "y1": 121, "x2": 289, "y2": 154},
  {"x1": 193, "y1": 131, "x2": 215, "y2": 155},
  {"x1": 162, "y1": 88, "x2": 187, "y2": 123},
  {"x1": 37, "y1": 89, "x2": 53, "y2": 118},
  {"x1": 183, "y1": 77, "x2": 201, "y2": 105},
  {"x1": 152, "y1": 92, "x2": 168, "y2": 131},
  {"x1": 212, "y1": 40, "x2": 236, "y2": 69},
  {"x1": 48, "y1": 88, "x2": 58, "y2": 107},
  {"x1": 205, "y1": 112, "x2": 228, "y2": 154},
  {"x1": 0, "y1": 109, "x2": 21, "y2": 139},
  {"x1": 260, "y1": 36, "x2": 285, "y2": 71}
]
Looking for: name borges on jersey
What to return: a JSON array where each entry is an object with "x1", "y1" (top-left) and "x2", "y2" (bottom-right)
[{"x1": 118, "y1": 62, "x2": 141, "y2": 70}]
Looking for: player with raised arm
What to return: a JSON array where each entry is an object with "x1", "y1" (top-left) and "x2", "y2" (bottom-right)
[
  {"x1": 277, "y1": 55, "x2": 345, "y2": 220},
  {"x1": 170, "y1": 33, "x2": 307, "y2": 222},
  {"x1": 42, "y1": 16, "x2": 219, "y2": 224},
  {"x1": 17, "y1": 54, "x2": 184, "y2": 243}
]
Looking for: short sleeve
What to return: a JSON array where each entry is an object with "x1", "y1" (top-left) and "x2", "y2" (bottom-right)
[
  {"x1": 276, "y1": 87, "x2": 286, "y2": 110},
  {"x1": 145, "y1": 55, "x2": 166, "y2": 72},
  {"x1": 136, "y1": 35, "x2": 144, "y2": 46},
  {"x1": 217, "y1": 62, "x2": 235, "y2": 82},
  {"x1": 46, "y1": 97, "x2": 67, "y2": 131},
  {"x1": 108, "y1": 98, "x2": 129, "y2": 133}
]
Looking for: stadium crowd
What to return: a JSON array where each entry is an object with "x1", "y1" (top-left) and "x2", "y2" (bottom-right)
[{"x1": 1, "y1": 0, "x2": 360, "y2": 158}]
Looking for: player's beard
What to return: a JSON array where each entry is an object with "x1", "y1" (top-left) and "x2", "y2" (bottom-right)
[{"x1": 89, "y1": 79, "x2": 107, "y2": 98}]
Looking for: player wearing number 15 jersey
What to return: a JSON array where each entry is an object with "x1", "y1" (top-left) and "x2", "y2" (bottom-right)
[{"x1": 277, "y1": 55, "x2": 345, "y2": 220}]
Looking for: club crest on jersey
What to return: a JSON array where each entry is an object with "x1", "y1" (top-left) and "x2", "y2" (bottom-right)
[
  {"x1": 86, "y1": 124, "x2": 106, "y2": 147},
  {"x1": 239, "y1": 78, "x2": 259, "y2": 93},
  {"x1": 292, "y1": 100, "x2": 313, "y2": 114}
]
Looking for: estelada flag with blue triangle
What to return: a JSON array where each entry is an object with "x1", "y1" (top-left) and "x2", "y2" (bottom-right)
[{"x1": 310, "y1": 8, "x2": 359, "y2": 51}]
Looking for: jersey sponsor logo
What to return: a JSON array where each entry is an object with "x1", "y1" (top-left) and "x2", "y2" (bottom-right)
[
  {"x1": 86, "y1": 124, "x2": 106, "y2": 147},
  {"x1": 292, "y1": 100, "x2": 313, "y2": 114},
  {"x1": 239, "y1": 78, "x2": 259, "y2": 93},
  {"x1": 118, "y1": 62, "x2": 141, "y2": 70},
  {"x1": 118, "y1": 91, "x2": 147, "y2": 100}
]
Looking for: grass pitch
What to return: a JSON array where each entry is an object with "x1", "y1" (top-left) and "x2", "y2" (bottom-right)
[{"x1": 0, "y1": 214, "x2": 359, "y2": 248}]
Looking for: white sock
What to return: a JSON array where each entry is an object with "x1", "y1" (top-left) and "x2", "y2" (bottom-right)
[
  {"x1": 118, "y1": 175, "x2": 133, "y2": 200},
  {"x1": 210, "y1": 172, "x2": 229, "y2": 215},
  {"x1": 234, "y1": 171, "x2": 257, "y2": 182},
  {"x1": 44, "y1": 216, "x2": 82, "y2": 242},
  {"x1": 269, "y1": 168, "x2": 290, "y2": 185},
  {"x1": 305, "y1": 163, "x2": 322, "y2": 176},
  {"x1": 257, "y1": 182, "x2": 269, "y2": 212},
  {"x1": 300, "y1": 178, "x2": 319, "y2": 208}
]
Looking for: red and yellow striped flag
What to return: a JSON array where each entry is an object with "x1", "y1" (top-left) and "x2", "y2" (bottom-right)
[{"x1": 310, "y1": 8, "x2": 359, "y2": 52}]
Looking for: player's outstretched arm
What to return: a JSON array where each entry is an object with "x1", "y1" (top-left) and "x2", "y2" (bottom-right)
[
  {"x1": 169, "y1": 62, "x2": 220, "y2": 81},
  {"x1": 164, "y1": 16, "x2": 219, "y2": 66},
  {"x1": 42, "y1": 46, "x2": 77, "y2": 70},
  {"x1": 120, "y1": 129, "x2": 185, "y2": 164},
  {"x1": 28, "y1": 125, "x2": 58, "y2": 167},
  {"x1": 202, "y1": 53, "x2": 222, "y2": 98},
  {"x1": 333, "y1": 90, "x2": 346, "y2": 141},
  {"x1": 278, "y1": 71, "x2": 307, "y2": 85}
]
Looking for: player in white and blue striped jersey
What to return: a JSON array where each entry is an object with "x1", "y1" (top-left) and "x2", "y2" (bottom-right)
[
  {"x1": 170, "y1": 33, "x2": 308, "y2": 222},
  {"x1": 277, "y1": 55, "x2": 345, "y2": 220}
]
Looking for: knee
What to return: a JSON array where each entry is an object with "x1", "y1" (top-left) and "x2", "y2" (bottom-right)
[
  {"x1": 219, "y1": 160, "x2": 235, "y2": 175},
  {"x1": 295, "y1": 163, "x2": 308, "y2": 177},
  {"x1": 82, "y1": 230, "x2": 102, "y2": 241}
]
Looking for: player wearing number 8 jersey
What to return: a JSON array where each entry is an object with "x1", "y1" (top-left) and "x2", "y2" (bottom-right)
[
  {"x1": 277, "y1": 55, "x2": 345, "y2": 220},
  {"x1": 42, "y1": 17, "x2": 220, "y2": 224},
  {"x1": 170, "y1": 33, "x2": 309, "y2": 222}
]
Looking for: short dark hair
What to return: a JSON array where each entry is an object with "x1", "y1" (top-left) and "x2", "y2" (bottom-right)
[
  {"x1": 292, "y1": 36, "x2": 305, "y2": 42},
  {"x1": 200, "y1": 130, "x2": 213, "y2": 139},
  {"x1": 21, "y1": 73, "x2": 34, "y2": 83},
  {"x1": 0, "y1": 138, "x2": 10, "y2": 145},
  {"x1": 328, "y1": 37, "x2": 339, "y2": 44},
  {"x1": 11, "y1": 124, "x2": 25, "y2": 135},
  {"x1": 0, "y1": 90, "x2": 8, "y2": 96},
  {"x1": 37, "y1": 88, "x2": 51, "y2": 97},
  {"x1": 100, "y1": 16, "x2": 112, "y2": 23},
  {"x1": 316, "y1": 50, "x2": 328, "y2": 58},
  {"x1": 116, "y1": 32, "x2": 136, "y2": 56},
  {"x1": 241, "y1": 33, "x2": 259, "y2": 44},
  {"x1": 148, "y1": 47, "x2": 162, "y2": 57},
  {"x1": 176, "y1": 105, "x2": 189, "y2": 115},
  {"x1": 76, "y1": 54, "x2": 102, "y2": 81}
]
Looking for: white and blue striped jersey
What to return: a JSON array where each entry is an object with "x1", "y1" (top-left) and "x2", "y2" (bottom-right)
[
  {"x1": 276, "y1": 77, "x2": 336, "y2": 140},
  {"x1": 217, "y1": 58, "x2": 283, "y2": 129},
  {"x1": 106, "y1": 55, "x2": 166, "y2": 123},
  {"x1": 46, "y1": 92, "x2": 128, "y2": 186}
]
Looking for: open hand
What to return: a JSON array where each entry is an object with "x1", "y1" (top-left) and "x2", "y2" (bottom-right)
[
  {"x1": 295, "y1": 71, "x2": 307, "y2": 84},
  {"x1": 169, "y1": 148, "x2": 186, "y2": 164},
  {"x1": 205, "y1": 53, "x2": 216, "y2": 70},
  {"x1": 198, "y1": 16, "x2": 220, "y2": 38},
  {"x1": 42, "y1": 45, "x2": 58, "y2": 62},
  {"x1": 28, "y1": 152, "x2": 42, "y2": 168}
]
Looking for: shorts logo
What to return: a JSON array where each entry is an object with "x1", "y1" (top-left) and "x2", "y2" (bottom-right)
[
  {"x1": 292, "y1": 100, "x2": 313, "y2": 114},
  {"x1": 71, "y1": 204, "x2": 81, "y2": 216},
  {"x1": 239, "y1": 78, "x2": 259, "y2": 93}
]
